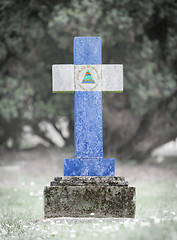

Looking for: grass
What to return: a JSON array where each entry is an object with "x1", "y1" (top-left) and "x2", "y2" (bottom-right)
[
  {"x1": 0, "y1": 179, "x2": 177, "y2": 240},
  {"x1": 0, "y1": 147, "x2": 177, "y2": 239}
]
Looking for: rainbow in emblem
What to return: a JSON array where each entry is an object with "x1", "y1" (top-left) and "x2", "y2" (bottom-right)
[{"x1": 82, "y1": 70, "x2": 95, "y2": 84}]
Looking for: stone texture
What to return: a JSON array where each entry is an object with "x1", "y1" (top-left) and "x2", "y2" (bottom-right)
[
  {"x1": 74, "y1": 65, "x2": 102, "y2": 91},
  {"x1": 51, "y1": 37, "x2": 124, "y2": 176},
  {"x1": 52, "y1": 176, "x2": 128, "y2": 186},
  {"x1": 52, "y1": 64, "x2": 123, "y2": 92},
  {"x1": 64, "y1": 159, "x2": 115, "y2": 176},
  {"x1": 74, "y1": 37, "x2": 102, "y2": 65},
  {"x1": 74, "y1": 37, "x2": 103, "y2": 160},
  {"x1": 44, "y1": 176, "x2": 136, "y2": 218},
  {"x1": 102, "y1": 64, "x2": 123, "y2": 92},
  {"x1": 47, "y1": 37, "x2": 136, "y2": 219},
  {"x1": 74, "y1": 91, "x2": 103, "y2": 159},
  {"x1": 52, "y1": 64, "x2": 74, "y2": 92},
  {"x1": 64, "y1": 37, "x2": 117, "y2": 176}
]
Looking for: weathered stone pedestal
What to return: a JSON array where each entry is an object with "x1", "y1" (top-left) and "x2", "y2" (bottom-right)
[
  {"x1": 45, "y1": 37, "x2": 136, "y2": 219},
  {"x1": 44, "y1": 176, "x2": 136, "y2": 218}
]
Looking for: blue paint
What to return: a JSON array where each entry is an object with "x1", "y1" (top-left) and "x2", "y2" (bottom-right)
[
  {"x1": 64, "y1": 159, "x2": 115, "y2": 176},
  {"x1": 64, "y1": 37, "x2": 115, "y2": 176},
  {"x1": 74, "y1": 91, "x2": 103, "y2": 158},
  {"x1": 74, "y1": 37, "x2": 102, "y2": 65},
  {"x1": 74, "y1": 37, "x2": 103, "y2": 159}
]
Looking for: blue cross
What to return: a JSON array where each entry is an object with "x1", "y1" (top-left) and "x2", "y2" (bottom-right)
[{"x1": 52, "y1": 37, "x2": 123, "y2": 176}]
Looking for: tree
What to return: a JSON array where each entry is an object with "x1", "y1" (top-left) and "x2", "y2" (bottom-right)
[{"x1": 0, "y1": 0, "x2": 176, "y2": 161}]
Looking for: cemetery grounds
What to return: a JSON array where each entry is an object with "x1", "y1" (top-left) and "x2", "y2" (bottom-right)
[{"x1": 0, "y1": 147, "x2": 177, "y2": 240}]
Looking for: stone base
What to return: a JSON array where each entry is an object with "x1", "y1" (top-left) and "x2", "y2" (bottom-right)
[{"x1": 44, "y1": 176, "x2": 136, "y2": 218}]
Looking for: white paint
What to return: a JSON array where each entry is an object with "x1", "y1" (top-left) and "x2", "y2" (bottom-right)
[
  {"x1": 102, "y1": 64, "x2": 123, "y2": 92},
  {"x1": 74, "y1": 65, "x2": 101, "y2": 91},
  {"x1": 52, "y1": 65, "x2": 74, "y2": 92},
  {"x1": 52, "y1": 64, "x2": 123, "y2": 92}
]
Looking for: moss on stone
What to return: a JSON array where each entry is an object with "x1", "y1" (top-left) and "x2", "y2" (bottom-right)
[{"x1": 44, "y1": 176, "x2": 136, "y2": 218}]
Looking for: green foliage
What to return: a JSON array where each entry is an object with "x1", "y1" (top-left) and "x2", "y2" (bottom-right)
[
  {"x1": 0, "y1": 0, "x2": 176, "y2": 148},
  {"x1": 0, "y1": 77, "x2": 34, "y2": 121}
]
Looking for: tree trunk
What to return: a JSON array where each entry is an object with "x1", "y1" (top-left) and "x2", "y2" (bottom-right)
[{"x1": 103, "y1": 90, "x2": 177, "y2": 161}]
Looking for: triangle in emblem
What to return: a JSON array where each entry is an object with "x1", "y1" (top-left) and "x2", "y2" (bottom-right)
[{"x1": 82, "y1": 70, "x2": 95, "y2": 84}]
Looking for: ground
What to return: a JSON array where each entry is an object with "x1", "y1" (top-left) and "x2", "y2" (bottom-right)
[{"x1": 0, "y1": 147, "x2": 177, "y2": 240}]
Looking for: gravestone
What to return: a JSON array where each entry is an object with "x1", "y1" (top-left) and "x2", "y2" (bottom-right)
[{"x1": 44, "y1": 37, "x2": 136, "y2": 218}]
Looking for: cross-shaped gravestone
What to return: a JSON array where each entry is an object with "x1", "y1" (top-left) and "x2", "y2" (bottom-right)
[
  {"x1": 44, "y1": 36, "x2": 135, "y2": 219},
  {"x1": 52, "y1": 37, "x2": 123, "y2": 176}
]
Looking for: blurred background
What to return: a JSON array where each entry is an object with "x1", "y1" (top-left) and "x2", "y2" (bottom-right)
[
  {"x1": 0, "y1": 2, "x2": 177, "y2": 238},
  {"x1": 0, "y1": 0, "x2": 177, "y2": 165}
]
